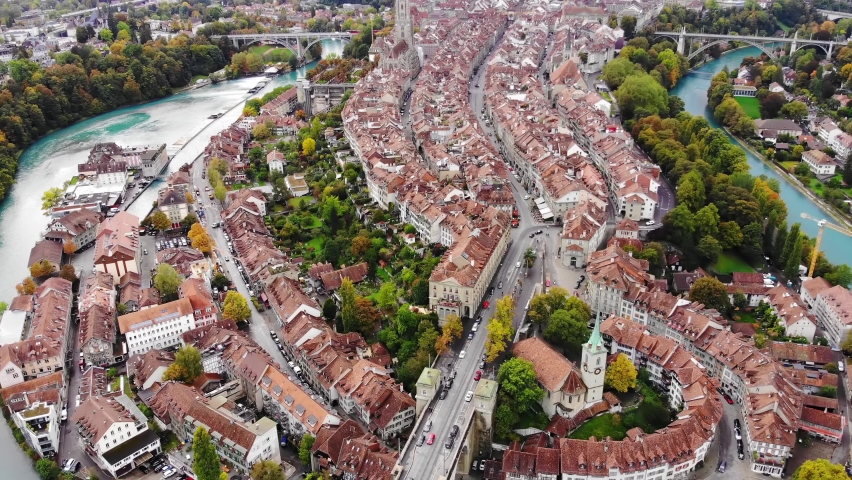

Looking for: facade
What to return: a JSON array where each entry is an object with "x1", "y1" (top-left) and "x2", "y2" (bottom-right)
[
  {"x1": 93, "y1": 211, "x2": 141, "y2": 284},
  {"x1": 178, "y1": 278, "x2": 219, "y2": 327},
  {"x1": 148, "y1": 382, "x2": 280, "y2": 474},
  {"x1": 585, "y1": 245, "x2": 654, "y2": 317},
  {"x1": 157, "y1": 187, "x2": 190, "y2": 227},
  {"x1": 813, "y1": 285, "x2": 852, "y2": 348},
  {"x1": 512, "y1": 337, "x2": 589, "y2": 418},
  {"x1": 118, "y1": 298, "x2": 196, "y2": 355},
  {"x1": 71, "y1": 394, "x2": 161, "y2": 478},
  {"x1": 28, "y1": 239, "x2": 63, "y2": 272},
  {"x1": 43, "y1": 209, "x2": 103, "y2": 250},
  {"x1": 802, "y1": 150, "x2": 836, "y2": 176},
  {"x1": 0, "y1": 372, "x2": 65, "y2": 458}
]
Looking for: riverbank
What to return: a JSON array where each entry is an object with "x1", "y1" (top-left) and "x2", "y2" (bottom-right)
[{"x1": 725, "y1": 126, "x2": 852, "y2": 230}]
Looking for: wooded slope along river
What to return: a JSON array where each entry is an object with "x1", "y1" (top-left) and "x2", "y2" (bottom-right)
[
  {"x1": 0, "y1": 40, "x2": 343, "y2": 478},
  {"x1": 671, "y1": 47, "x2": 852, "y2": 269}
]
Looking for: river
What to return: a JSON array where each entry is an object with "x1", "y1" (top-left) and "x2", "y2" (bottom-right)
[
  {"x1": 671, "y1": 47, "x2": 852, "y2": 269},
  {"x1": 0, "y1": 39, "x2": 344, "y2": 479}
]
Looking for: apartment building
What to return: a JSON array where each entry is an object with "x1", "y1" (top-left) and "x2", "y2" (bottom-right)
[
  {"x1": 71, "y1": 394, "x2": 160, "y2": 477},
  {"x1": 763, "y1": 286, "x2": 817, "y2": 342},
  {"x1": 118, "y1": 298, "x2": 196, "y2": 355},
  {"x1": 78, "y1": 271, "x2": 117, "y2": 366},
  {"x1": 812, "y1": 284, "x2": 852, "y2": 347},
  {"x1": 177, "y1": 278, "x2": 219, "y2": 327},
  {"x1": 93, "y1": 211, "x2": 141, "y2": 284},
  {"x1": 127, "y1": 349, "x2": 175, "y2": 391},
  {"x1": 585, "y1": 245, "x2": 654, "y2": 318},
  {"x1": 148, "y1": 382, "x2": 280, "y2": 474},
  {"x1": 0, "y1": 278, "x2": 73, "y2": 388},
  {"x1": 310, "y1": 420, "x2": 399, "y2": 479},
  {"x1": 157, "y1": 187, "x2": 190, "y2": 227},
  {"x1": 0, "y1": 372, "x2": 65, "y2": 458},
  {"x1": 802, "y1": 150, "x2": 836, "y2": 176},
  {"x1": 43, "y1": 209, "x2": 103, "y2": 251}
]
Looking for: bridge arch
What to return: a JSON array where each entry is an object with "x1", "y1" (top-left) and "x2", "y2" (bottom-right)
[
  {"x1": 305, "y1": 36, "x2": 351, "y2": 55},
  {"x1": 687, "y1": 38, "x2": 778, "y2": 61},
  {"x1": 795, "y1": 42, "x2": 832, "y2": 56}
]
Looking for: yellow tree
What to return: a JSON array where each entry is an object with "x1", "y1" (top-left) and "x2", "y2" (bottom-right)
[
  {"x1": 792, "y1": 459, "x2": 847, "y2": 480},
  {"x1": 185, "y1": 191, "x2": 195, "y2": 203},
  {"x1": 485, "y1": 296, "x2": 515, "y2": 362},
  {"x1": 604, "y1": 353, "x2": 638, "y2": 393},
  {"x1": 16, "y1": 277, "x2": 36, "y2": 295},
  {"x1": 30, "y1": 260, "x2": 55, "y2": 278},
  {"x1": 223, "y1": 291, "x2": 251, "y2": 323},
  {"x1": 435, "y1": 314, "x2": 463, "y2": 355},
  {"x1": 192, "y1": 233, "x2": 213, "y2": 254},
  {"x1": 302, "y1": 137, "x2": 316, "y2": 156},
  {"x1": 62, "y1": 240, "x2": 77, "y2": 256},
  {"x1": 188, "y1": 223, "x2": 206, "y2": 241}
]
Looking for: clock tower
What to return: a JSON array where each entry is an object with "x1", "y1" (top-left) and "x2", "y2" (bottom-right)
[{"x1": 581, "y1": 311, "x2": 607, "y2": 405}]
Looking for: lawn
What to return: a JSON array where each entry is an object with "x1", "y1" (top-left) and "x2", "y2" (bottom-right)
[
  {"x1": 303, "y1": 215, "x2": 322, "y2": 229},
  {"x1": 735, "y1": 96, "x2": 761, "y2": 119},
  {"x1": 779, "y1": 161, "x2": 798, "y2": 172},
  {"x1": 713, "y1": 251, "x2": 755, "y2": 274},
  {"x1": 377, "y1": 267, "x2": 391, "y2": 282},
  {"x1": 248, "y1": 45, "x2": 294, "y2": 62},
  {"x1": 778, "y1": 21, "x2": 792, "y2": 33},
  {"x1": 248, "y1": 45, "x2": 274, "y2": 56},
  {"x1": 289, "y1": 197, "x2": 312, "y2": 209},
  {"x1": 735, "y1": 312, "x2": 756, "y2": 323},
  {"x1": 568, "y1": 413, "x2": 629, "y2": 440},
  {"x1": 305, "y1": 237, "x2": 323, "y2": 253}
]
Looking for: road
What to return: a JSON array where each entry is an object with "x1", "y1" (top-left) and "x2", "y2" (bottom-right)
[{"x1": 402, "y1": 27, "x2": 550, "y2": 480}]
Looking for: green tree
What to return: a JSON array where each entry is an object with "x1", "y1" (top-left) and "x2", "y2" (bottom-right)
[
  {"x1": 784, "y1": 231, "x2": 803, "y2": 279},
  {"x1": 99, "y1": 28, "x2": 113, "y2": 42},
  {"x1": 697, "y1": 236, "x2": 722, "y2": 265},
  {"x1": 825, "y1": 362, "x2": 839, "y2": 374},
  {"x1": 193, "y1": 427, "x2": 221, "y2": 480},
  {"x1": 543, "y1": 309, "x2": 589, "y2": 347},
  {"x1": 223, "y1": 291, "x2": 251, "y2": 323},
  {"x1": 251, "y1": 460, "x2": 285, "y2": 480},
  {"x1": 689, "y1": 277, "x2": 730, "y2": 311},
  {"x1": 497, "y1": 358, "x2": 545, "y2": 412},
  {"x1": 664, "y1": 204, "x2": 695, "y2": 246},
  {"x1": 376, "y1": 282, "x2": 398, "y2": 312},
  {"x1": 523, "y1": 248, "x2": 536, "y2": 268},
  {"x1": 36, "y1": 458, "x2": 61, "y2": 480},
  {"x1": 677, "y1": 171, "x2": 706, "y2": 212},
  {"x1": 826, "y1": 264, "x2": 852, "y2": 287},
  {"x1": 780, "y1": 223, "x2": 801, "y2": 268},
  {"x1": 322, "y1": 297, "x2": 337, "y2": 322},
  {"x1": 41, "y1": 187, "x2": 63, "y2": 213},
  {"x1": 601, "y1": 57, "x2": 637, "y2": 89},
  {"x1": 842, "y1": 330, "x2": 852, "y2": 356},
  {"x1": 299, "y1": 434, "x2": 315, "y2": 465},
  {"x1": 163, "y1": 345, "x2": 203, "y2": 384},
  {"x1": 604, "y1": 353, "x2": 638, "y2": 393},
  {"x1": 843, "y1": 154, "x2": 852, "y2": 186},
  {"x1": 694, "y1": 204, "x2": 720, "y2": 240},
  {"x1": 818, "y1": 386, "x2": 838, "y2": 398},
  {"x1": 780, "y1": 101, "x2": 808, "y2": 123},
  {"x1": 151, "y1": 210, "x2": 171, "y2": 231},
  {"x1": 154, "y1": 263, "x2": 181, "y2": 299},
  {"x1": 733, "y1": 291, "x2": 748, "y2": 310},
  {"x1": 340, "y1": 278, "x2": 357, "y2": 333},
  {"x1": 719, "y1": 221, "x2": 744, "y2": 249},
  {"x1": 614, "y1": 73, "x2": 669, "y2": 119},
  {"x1": 792, "y1": 459, "x2": 847, "y2": 480},
  {"x1": 214, "y1": 184, "x2": 227, "y2": 203}
]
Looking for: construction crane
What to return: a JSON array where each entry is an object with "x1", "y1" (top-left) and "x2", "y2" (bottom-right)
[{"x1": 800, "y1": 213, "x2": 852, "y2": 278}]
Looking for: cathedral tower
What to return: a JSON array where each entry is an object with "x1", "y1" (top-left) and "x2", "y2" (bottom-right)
[{"x1": 581, "y1": 310, "x2": 607, "y2": 405}]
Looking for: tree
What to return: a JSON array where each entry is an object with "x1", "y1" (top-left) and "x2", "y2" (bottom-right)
[
  {"x1": 825, "y1": 362, "x2": 839, "y2": 374},
  {"x1": 340, "y1": 278, "x2": 357, "y2": 333},
  {"x1": 16, "y1": 277, "x2": 36, "y2": 295},
  {"x1": 252, "y1": 123, "x2": 271, "y2": 140},
  {"x1": 190, "y1": 225, "x2": 214, "y2": 254},
  {"x1": 601, "y1": 57, "x2": 637, "y2": 89},
  {"x1": 59, "y1": 264, "x2": 78, "y2": 282},
  {"x1": 719, "y1": 221, "x2": 743, "y2": 249},
  {"x1": 163, "y1": 345, "x2": 203, "y2": 384},
  {"x1": 353, "y1": 297, "x2": 381, "y2": 334},
  {"x1": 497, "y1": 358, "x2": 545, "y2": 413},
  {"x1": 182, "y1": 213, "x2": 198, "y2": 227},
  {"x1": 151, "y1": 210, "x2": 171, "y2": 231},
  {"x1": 41, "y1": 187, "x2": 63, "y2": 213},
  {"x1": 322, "y1": 297, "x2": 337, "y2": 322},
  {"x1": 212, "y1": 273, "x2": 231, "y2": 291},
  {"x1": 842, "y1": 330, "x2": 852, "y2": 356},
  {"x1": 689, "y1": 277, "x2": 730, "y2": 311},
  {"x1": 36, "y1": 459, "x2": 61, "y2": 480},
  {"x1": 214, "y1": 184, "x2": 227, "y2": 203},
  {"x1": 436, "y1": 314, "x2": 463, "y2": 354},
  {"x1": 792, "y1": 459, "x2": 847, "y2": 480},
  {"x1": 543, "y1": 309, "x2": 589, "y2": 347},
  {"x1": 154, "y1": 263, "x2": 182, "y2": 299},
  {"x1": 528, "y1": 287, "x2": 573, "y2": 324},
  {"x1": 302, "y1": 137, "x2": 316, "y2": 156},
  {"x1": 485, "y1": 296, "x2": 515, "y2": 362},
  {"x1": 780, "y1": 101, "x2": 808, "y2": 123},
  {"x1": 0, "y1": 302, "x2": 7, "y2": 316},
  {"x1": 63, "y1": 240, "x2": 78, "y2": 255},
  {"x1": 826, "y1": 264, "x2": 852, "y2": 287},
  {"x1": 523, "y1": 248, "x2": 536, "y2": 268},
  {"x1": 843, "y1": 154, "x2": 852, "y2": 186},
  {"x1": 76, "y1": 26, "x2": 89, "y2": 43},
  {"x1": 604, "y1": 353, "x2": 638, "y2": 393},
  {"x1": 784, "y1": 231, "x2": 803, "y2": 279},
  {"x1": 299, "y1": 434, "x2": 315, "y2": 465},
  {"x1": 223, "y1": 291, "x2": 251, "y2": 323},
  {"x1": 818, "y1": 386, "x2": 838, "y2": 398},
  {"x1": 376, "y1": 282, "x2": 398, "y2": 312},
  {"x1": 192, "y1": 427, "x2": 221, "y2": 480},
  {"x1": 251, "y1": 460, "x2": 285, "y2": 480},
  {"x1": 351, "y1": 236, "x2": 371, "y2": 256},
  {"x1": 614, "y1": 73, "x2": 669, "y2": 119},
  {"x1": 30, "y1": 259, "x2": 55, "y2": 278},
  {"x1": 732, "y1": 291, "x2": 748, "y2": 310},
  {"x1": 697, "y1": 236, "x2": 722, "y2": 264}
]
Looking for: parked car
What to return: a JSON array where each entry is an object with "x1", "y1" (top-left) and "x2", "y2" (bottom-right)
[
  {"x1": 427, "y1": 433, "x2": 436, "y2": 445},
  {"x1": 472, "y1": 461, "x2": 478, "y2": 470},
  {"x1": 459, "y1": 350, "x2": 466, "y2": 359},
  {"x1": 465, "y1": 391, "x2": 473, "y2": 402},
  {"x1": 450, "y1": 425, "x2": 459, "y2": 437},
  {"x1": 468, "y1": 332, "x2": 474, "y2": 340},
  {"x1": 734, "y1": 419, "x2": 741, "y2": 429},
  {"x1": 717, "y1": 461, "x2": 726, "y2": 473},
  {"x1": 474, "y1": 370, "x2": 482, "y2": 381},
  {"x1": 480, "y1": 461, "x2": 486, "y2": 471},
  {"x1": 472, "y1": 323, "x2": 478, "y2": 332},
  {"x1": 735, "y1": 428, "x2": 742, "y2": 440},
  {"x1": 417, "y1": 435, "x2": 425, "y2": 447},
  {"x1": 445, "y1": 437, "x2": 455, "y2": 450},
  {"x1": 424, "y1": 420, "x2": 432, "y2": 432}
]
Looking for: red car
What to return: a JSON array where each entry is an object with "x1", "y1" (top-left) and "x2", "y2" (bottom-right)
[
  {"x1": 723, "y1": 394, "x2": 734, "y2": 405},
  {"x1": 474, "y1": 370, "x2": 482, "y2": 381},
  {"x1": 427, "y1": 433, "x2": 436, "y2": 445}
]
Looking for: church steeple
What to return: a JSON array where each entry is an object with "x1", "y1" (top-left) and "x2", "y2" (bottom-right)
[
  {"x1": 394, "y1": 0, "x2": 413, "y2": 45},
  {"x1": 588, "y1": 308, "x2": 604, "y2": 350}
]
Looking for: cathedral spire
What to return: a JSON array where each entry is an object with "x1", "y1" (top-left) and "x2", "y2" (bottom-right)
[
  {"x1": 394, "y1": 0, "x2": 413, "y2": 45},
  {"x1": 588, "y1": 308, "x2": 604, "y2": 349}
]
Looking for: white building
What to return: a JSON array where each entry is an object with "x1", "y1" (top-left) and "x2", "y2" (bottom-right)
[
  {"x1": 71, "y1": 394, "x2": 161, "y2": 478},
  {"x1": 802, "y1": 150, "x2": 836, "y2": 176},
  {"x1": 0, "y1": 372, "x2": 65, "y2": 458},
  {"x1": 118, "y1": 298, "x2": 196, "y2": 355},
  {"x1": 813, "y1": 285, "x2": 852, "y2": 347}
]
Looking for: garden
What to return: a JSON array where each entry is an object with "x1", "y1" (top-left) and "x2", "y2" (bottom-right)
[{"x1": 568, "y1": 381, "x2": 672, "y2": 441}]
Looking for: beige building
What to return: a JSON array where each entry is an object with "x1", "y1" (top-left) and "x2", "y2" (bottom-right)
[
  {"x1": 157, "y1": 187, "x2": 190, "y2": 227},
  {"x1": 93, "y1": 212, "x2": 141, "y2": 284},
  {"x1": 118, "y1": 298, "x2": 196, "y2": 355}
]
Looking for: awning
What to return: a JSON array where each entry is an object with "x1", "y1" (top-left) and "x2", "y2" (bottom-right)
[
  {"x1": 535, "y1": 197, "x2": 546, "y2": 206},
  {"x1": 136, "y1": 451, "x2": 154, "y2": 464},
  {"x1": 538, "y1": 203, "x2": 553, "y2": 220},
  {"x1": 260, "y1": 293, "x2": 268, "y2": 302},
  {"x1": 540, "y1": 210, "x2": 554, "y2": 220}
]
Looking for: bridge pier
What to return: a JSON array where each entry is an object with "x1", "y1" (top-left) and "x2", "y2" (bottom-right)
[
  {"x1": 677, "y1": 26, "x2": 686, "y2": 55},
  {"x1": 790, "y1": 31, "x2": 798, "y2": 56}
]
